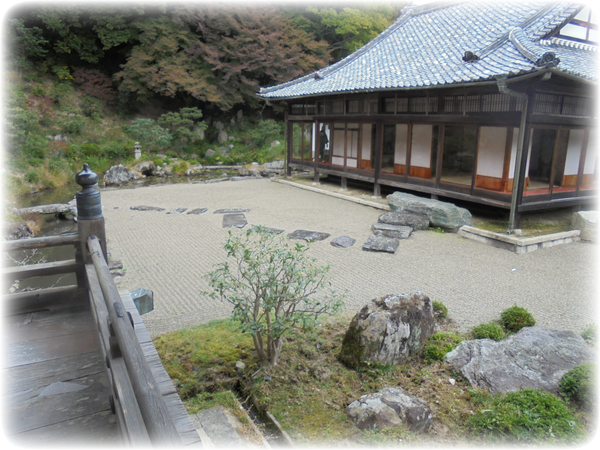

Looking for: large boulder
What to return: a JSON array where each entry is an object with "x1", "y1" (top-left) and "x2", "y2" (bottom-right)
[
  {"x1": 131, "y1": 161, "x2": 156, "y2": 177},
  {"x1": 387, "y1": 192, "x2": 472, "y2": 232},
  {"x1": 445, "y1": 327, "x2": 595, "y2": 395},
  {"x1": 103, "y1": 164, "x2": 133, "y2": 185},
  {"x1": 346, "y1": 387, "x2": 433, "y2": 432},
  {"x1": 571, "y1": 210, "x2": 597, "y2": 242},
  {"x1": 339, "y1": 293, "x2": 437, "y2": 369}
]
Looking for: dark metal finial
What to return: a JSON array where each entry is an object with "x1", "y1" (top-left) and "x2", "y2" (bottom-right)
[{"x1": 75, "y1": 163, "x2": 103, "y2": 220}]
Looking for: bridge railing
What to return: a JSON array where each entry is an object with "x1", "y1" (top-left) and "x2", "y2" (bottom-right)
[{"x1": 2, "y1": 164, "x2": 182, "y2": 446}]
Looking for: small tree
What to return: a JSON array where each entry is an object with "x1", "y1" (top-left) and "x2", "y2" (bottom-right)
[{"x1": 204, "y1": 226, "x2": 343, "y2": 367}]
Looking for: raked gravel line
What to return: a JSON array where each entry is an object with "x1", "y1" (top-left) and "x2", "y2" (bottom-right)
[{"x1": 99, "y1": 178, "x2": 598, "y2": 338}]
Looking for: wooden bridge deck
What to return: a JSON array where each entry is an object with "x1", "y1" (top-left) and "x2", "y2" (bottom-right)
[{"x1": 2, "y1": 287, "x2": 201, "y2": 446}]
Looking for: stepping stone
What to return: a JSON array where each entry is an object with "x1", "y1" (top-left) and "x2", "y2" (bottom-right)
[
  {"x1": 331, "y1": 236, "x2": 356, "y2": 248},
  {"x1": 214, "y1": 208, "x2": 251, "y2": 214},
  {"x1": 130, "y1": 206, "x2": 165, "y2": 212},
  {"x1": 287, "y1": 230, "x2": 330, "y2": 242},
  {"x1": 223, "y1": 213, "x2": 247, "y2": 229},
  {"x1": 372, "y1": 223, "x2": 412, "y2": 239},
  {"x1": 191, "y1": 407, "x2": 245, "y2": 448},
  {"x1": 378, "y1": 211, "x2": 429, "y2": 230},
  {"x1": 251, "y1": 225, "x2": 284, "y2": 234},
  {"x1": 167, "y1": 208, "x2": 187, "y2": 214},
  {"x1": 187, "y1": 208, "x2": 208, "y2": 215},
  {"x1": 362, "y1": 235, "x2": 400, "y2": 254}
]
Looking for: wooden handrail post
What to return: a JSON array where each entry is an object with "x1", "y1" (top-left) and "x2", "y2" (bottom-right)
[{"x1": 76, "y1": 164, "x2": 107, "y2": 264}]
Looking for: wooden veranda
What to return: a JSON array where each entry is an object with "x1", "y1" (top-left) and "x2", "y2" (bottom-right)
[{"x1": 2, "y1": 165, "x2": 201, "y2": 446}]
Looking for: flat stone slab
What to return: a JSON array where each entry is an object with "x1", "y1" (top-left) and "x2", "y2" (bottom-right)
[
  {"x1": 191, "y1": 407, "x2": 245, "y2": 448},
  {"x1": 223, "y1": 213, "x2": 247, "y2": 229},
  {"x1": 214, "y1": 208, "x2": 251, "y2": 214},
  {"x1": 287, "y1": 230, "x2": 331, "y2": 242},
  {"x1": 379, "y1": 212, "x2": 429, "y2": 230},
  {"x1": 167, "y1": 208, "x2": 187, "y2": 214},
  {"x1": 130, "y1": 206, "x2": 166, "y2": 212},
  {"x1": 187, "y1": 208, "x2": 208, "y2": 215},
  {"x1": 372, "y1": 223, "x2": 412, "y2": 239},
  {"x1": 251, "y1": 225, "x2": 284, "y2": 234},
  {"x1": 362, "y1": 235, "x2": 400, "y2": 253},
  {"x1": 12, "y1": 204, "x2": 71, "y2": 216},
  {"x1": 331, "y1": 236, "x2": 356, "y2": 248}
]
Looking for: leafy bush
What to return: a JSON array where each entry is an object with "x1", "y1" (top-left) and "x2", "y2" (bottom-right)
[
  {"x1": 432, "y1": 300, "x2": 448, "y2": 321},
  {"x1": 472, "y1": 322, "x2": 505, "y2": 341},
  {"x1": 468, "y1": 388, "x2": 585, "y2": 443},
  {"x1": 204, "y1": 226, "x2": 344, "y2": 367},
  {"x1": 559, "y1": 362, "x2": 595, "y2": 410},
  {"x1": 354, "y1": 428, "x2": 422, "y2": 450},
  {"x1": 500, "y1": 305, "x2": 535, "y2": 333},
  {"x1": 581, "y1": 323, "x2": 596, "y2": 345},
  {"x1": 423, "y1": 332, "x2": 462, "y2": 362},
  {"x1": 172, "y1": 161, "x2": 188, "y2": 175},
  {"x1": 82, "y1": 96, "x2": 103, "y2": 119}
]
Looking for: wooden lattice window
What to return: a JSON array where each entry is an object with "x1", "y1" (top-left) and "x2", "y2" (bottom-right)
[{"x1": 559, "y1": 0, "x2": 600, "y2": 45}]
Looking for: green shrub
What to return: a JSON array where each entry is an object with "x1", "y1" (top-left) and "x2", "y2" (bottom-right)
[
  {"x1": 500, "y1": 304, "x2": 535, "y2": 333},
  {"x1": 432, "y1": 300, "x2": 448, "y2": 321},
  {"x1": 354, "y1": 428, "x2": 422, "y2": 450},
  {"x1": 472, "y1": 322, "x2": 505, "y2": 341},
  {"x1": 468, "y1": 388, "x2": 585, "y2": 443},
  {"x1": 172, "y1": 161, "x2": 188, "y2": 175},
  {"x1": 423, "y1": 332, "x2": 462, "y2": 362},
  {"x1": 24, "y1": 170, "x2": 39, "y2": 184},
  {"x1": 581, "y1": 324, "x2": 596, "y2": 345},
  {"x1": 559, "y1": 362, "x2": 595, "y2": 410}
]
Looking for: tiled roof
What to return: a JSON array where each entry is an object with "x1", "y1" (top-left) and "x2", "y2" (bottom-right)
[{"x1": 259, "y1": 1, "x2": 596, "y2": 99}]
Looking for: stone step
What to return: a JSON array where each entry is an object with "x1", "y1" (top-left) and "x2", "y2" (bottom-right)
[{"x1": 191, "y1": 407, "x2": 245, "y2": 448}]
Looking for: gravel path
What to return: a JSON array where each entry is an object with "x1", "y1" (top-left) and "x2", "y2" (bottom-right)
[{"x1": 100, "y1": 178, "x2": 597, "y2": 337}]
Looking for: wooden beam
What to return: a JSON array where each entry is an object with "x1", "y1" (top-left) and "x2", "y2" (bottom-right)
[
  {"x1": 87, "y1": 235, "x2": 182, "y2": 446},
  {"x1": 3, "y1": 233, "x2": 80, "y2": 252},
  {"x1": 2, "y1": 259, "x2": 79, "y2": 281}
]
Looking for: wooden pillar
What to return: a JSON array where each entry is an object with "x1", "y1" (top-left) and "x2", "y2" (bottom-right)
[
  {"x1": 76, "y1": 164, "x2": 107, "y2": 264},
  {"x1": 373, "y1": 121, "x2": 382, "y2": 198}
]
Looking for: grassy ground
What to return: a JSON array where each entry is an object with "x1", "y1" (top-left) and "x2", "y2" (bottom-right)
[{"x1": 154, "y1": 314, "x2": 593, "y2": 447}]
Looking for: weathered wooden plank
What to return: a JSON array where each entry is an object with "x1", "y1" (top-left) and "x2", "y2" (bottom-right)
[
  {"x1": 2, "y1": 233, "x2": 79, "y2": 251},
  {"x1": 2, "y1": 285, "x2": 85, "y2": 316},
  {"x1": 2, "y1": 259, "x2": 79, "y2": 281},
  {"x1": 5, "y1": 370, "x2": 112, "y2": 435},
  {"x1": 5, "y1": 307, "x2": 96, "y2": 344},
  {"x1": 8, "y1": 410, "x2": 120, "y2": 447},
  {"x1": 5, "y1": 328, "x2": 100, "y2": 368},
  {"x1": 88, "y1": 236, "x2": 182, "y2": 446},
  {"x1": 3, "y1": 351, "x2": 105, "y2": 397}
]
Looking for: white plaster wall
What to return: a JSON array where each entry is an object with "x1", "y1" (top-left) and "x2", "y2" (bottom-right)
[
  {"x1": 477, "y1": 127, "x2": 507, "y2": 178},
  {"x1": 564, "y1": 129, "x2": 584, "y2": 175},
  {"x1": 508, "y1": 128, "x2": 519, "y2": 178},
  {"x1": 411, "y1": 124, "x2": 433, "y2": 167},
  {"x1": 583, "y1": 129, "x2": 597, "y2": 174},
  {"x1": 361, "y1": 124, "x2": 372, "y2": 161},
  {"x1": 395, "y1": 124, "x2": 409, "y2": 165}
]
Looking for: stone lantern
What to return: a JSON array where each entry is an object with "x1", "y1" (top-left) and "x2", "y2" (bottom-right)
[{"x1": 134, "y1": 141, "x2": 141, "y2": 160}]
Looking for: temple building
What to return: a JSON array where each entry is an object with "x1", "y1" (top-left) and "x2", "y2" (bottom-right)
[{"x1": 258, "y1": 1, "x2": 597, "y2": 230}]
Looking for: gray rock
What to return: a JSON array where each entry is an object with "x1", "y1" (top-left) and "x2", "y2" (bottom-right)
[
  {"x1": 372, "y1": 223, "x2": 413, "y2": 239},
  {"x1": 167, "y1": 208, "x2": 187, "y2": 214},
  {"x1": 3, "y1": 221, "x2": 34, "y2": 240},
  {"x1": 387, "y1": 192, "x2": 473, "y2": 232},
  {"x1": 130, "y1": 206, "x2": 165, "y2": 212},
  {"x1": 571, "y1": 210, "x2": 597, "y2": 242},
  {"x1": 218, "y1": 130, "x2": 228, "y2": 143},
  {"x1": 346, "y1": 387, "x2": 433, "y2": 432},
  {"x1": 132, "y1": 161, "x2": 155, "y2": 177},
  {"x1": 103, "y1": 164, "x2": 133, "y2": 185},
  {"x1": 445, "y1": 327, "x2": 596, "y2": 395},
  {"x1": 270, "y1": 140, "x2": 281, "y2": 148},
  {"x1": 187, "y1": 208, "x2": 208, "y2": 215},
  {"x1": 205, "y1": 149, "x2": 216, "y2": 157},
  {"x1": 331, "y1": 236, "x2": 356, "y2": 248},
  {"x1": 378, "y1": 211, "x2": 429, "y2": 231},
  {"x1": 264, "y1": 160, "x2": 285, "y2": 169},
  {"x1": 218, "y1": 146, "x2": 229, "y2": 155},
  {"x1": 223, "y1": 213, "x2": 247, "y2": 229},
  {"x1": 362, "y1": 235, "x2": 400, "y2": 253},
  {"x1": 287, "y1": 230, "x2": 330, "y2": 242},
  {"x1": 339, "y1": 292, "x2": 437, "y2": 368},
  {"x1": 214, "y1": 208, "x2": 251, "y2": 214}
]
